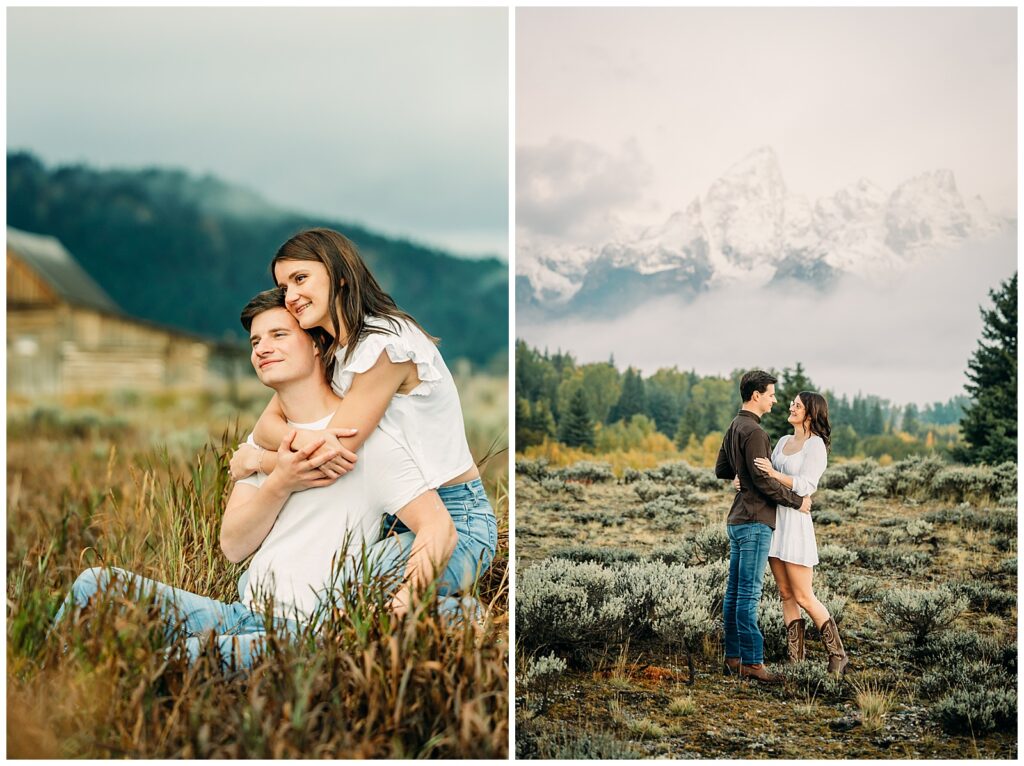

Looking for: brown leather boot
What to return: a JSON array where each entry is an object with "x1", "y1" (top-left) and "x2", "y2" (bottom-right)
[
  {"x1": 723, "y1": 657, "x2": 741, "y2": 676},
  {"x1": 786, "y1": 618, "x2": 806, "y2": 662},
  {"x1": 739, "y1": 663, "x2": 783, "y2": 684},
  {"x1": 819, "y1": 617, "x2": 849, "y2": 676}
]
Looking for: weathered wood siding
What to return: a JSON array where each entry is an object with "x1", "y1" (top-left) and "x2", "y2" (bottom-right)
[{"x1": 8, "y1": 253, "x2": 210, "y2": 394}]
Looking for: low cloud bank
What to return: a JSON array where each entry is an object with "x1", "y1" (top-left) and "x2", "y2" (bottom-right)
[{"x1": 517, "y1": 232, "x2": 1016, "y2": 405}]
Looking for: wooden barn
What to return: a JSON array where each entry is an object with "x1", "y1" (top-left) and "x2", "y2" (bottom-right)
[{"x1": 7, "y1": 226, "x2": 214, "y2": 395}]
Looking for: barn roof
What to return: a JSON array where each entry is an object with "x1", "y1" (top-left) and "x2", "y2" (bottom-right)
[{"x1": 7, "y1": 226, "x2": 121, "y2": 314}]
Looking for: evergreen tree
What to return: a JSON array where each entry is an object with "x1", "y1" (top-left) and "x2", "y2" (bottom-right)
[
  {"x1": 559, "y1": 388, "x2": 595, "y2": 448},
  {"x1": 902, "y1": 403, "x2": 920, "y2": 436},
  {"x1": 608, "y1": 367, "x2": 646, "y2": 423},
  {"x1": 528, "y1": 399, "x2": 556, "y2": 442},
  {"x1": 867, "y1": 401, "x2": 886, "y2": 435},
  {"x1": 956, "y1": 272, "x2": 1017, "y2": 464},
  {"x1": 514, "y1": 397, "x2": 532, "y2": 448}
]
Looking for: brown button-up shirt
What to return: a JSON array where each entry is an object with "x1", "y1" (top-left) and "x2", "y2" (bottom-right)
[{"x1": 715, "y1": 409, "x2": 805, "y2": 529}]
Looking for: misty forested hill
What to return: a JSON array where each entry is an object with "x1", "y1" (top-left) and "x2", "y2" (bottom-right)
[{"x1": 7, "y1": 152, "x2": 507, "y2": 366}]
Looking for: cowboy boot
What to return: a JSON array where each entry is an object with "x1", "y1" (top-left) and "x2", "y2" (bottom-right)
[
  {"x1": 723, "y1": 657, "x2": 741, "y2": 676},
  {"x1": 819, "y1": 617, "x2": 849, "y2": 676},
  {"x1": 786, "y1": 618, "x2": 806, "y2": 663},
  {"x1": 739, "y1": 663, "x2": 783, "y2": 685}
]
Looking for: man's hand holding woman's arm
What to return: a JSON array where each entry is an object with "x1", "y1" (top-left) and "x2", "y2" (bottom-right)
[
  {"x1": 745, "y1": 432, "x2": 812, "y2": 514},
  {"x1": 250, "y1": 395, "x2": 359, "y2": 480},
  {"x1": 249, "y1": 352, "x2": 414, "y2": 480},
  {"x1": 221, "y1": 431, "x2": 342, "y2": 562}
]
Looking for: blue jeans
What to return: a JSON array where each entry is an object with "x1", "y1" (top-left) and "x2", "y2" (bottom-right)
[
  {"x1": 376, "y1": 477, "x2": 498, "y2": 596},
  {"x1": 52, "y1": 567, "x2": 299, "y2": 669},
  {"x1": 723, "y1": 522, "x2": 773, "y2": 665}
]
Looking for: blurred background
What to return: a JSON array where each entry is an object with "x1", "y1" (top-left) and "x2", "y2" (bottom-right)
[{"x1": 8, "y1": 6, "x2": 508, "y2": 406}]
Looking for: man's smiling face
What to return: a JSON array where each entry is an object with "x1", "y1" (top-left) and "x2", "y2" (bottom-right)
[{"x1": 248, "y1": 307, "x2": 319, "y2": 388}]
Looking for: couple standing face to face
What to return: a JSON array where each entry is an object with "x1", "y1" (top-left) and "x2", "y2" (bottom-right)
[{"x1": 747, "y1": 384, "x2": 820, "y2": 436}]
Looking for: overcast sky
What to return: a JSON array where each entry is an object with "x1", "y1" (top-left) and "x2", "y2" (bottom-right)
[
  {"x1": 516, "y1": 6, "x2": 1017, "y2": 405},
  {"x1": 518, "y1": 6, "x2": 1016, "y2": 239},
  {"x1": 8, "y1": 7, "x2": 508, "y2": 259}
]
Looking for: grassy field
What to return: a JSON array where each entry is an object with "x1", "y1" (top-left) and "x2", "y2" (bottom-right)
[
  {"x1": 7, "y1": 375, "x2": 508, "y2": 758},
  {"x1": 515, "y1": 455, "x2": 1017, "y2": 759}
]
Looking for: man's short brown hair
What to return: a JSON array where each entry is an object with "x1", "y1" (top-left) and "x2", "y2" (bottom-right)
[
  {"x1": 740, "y1": 370, "x2": 777, "y2": 402},
  {"x1": 240, "y1": 288, "x2": 287, "y2": 332}
]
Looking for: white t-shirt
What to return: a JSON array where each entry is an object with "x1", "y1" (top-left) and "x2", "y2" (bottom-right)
[
  {"x1": 236, "y1": 411, "x2": 429, "y2": 621},
  {"x1": 331, "y1": 316, "x2": 476, "y2": 489}
]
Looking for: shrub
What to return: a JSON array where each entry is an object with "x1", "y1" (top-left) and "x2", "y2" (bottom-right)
[
  {"x1": 647, "y1": 543, "x2": 694, "y2": 565},
  {"x1": 878, "y1": 587, "x2": 968, "y2": 646},
  {"x1": 783, "y1": 660, "x2": 846, "y2": 699},
  {"x1": 540, "y1": 478, "x2": 584, "y2": 500},
  {"x1": 920, "y1": 503, "x2": 1016, "y2": 533},
  {"x1": 932, "y1": 465, "x2": 1013, "y2": 504},
  {"x1": 891, "y1": 454, "x2": 948, "y2": 497},
  {"x1": 947, "y1": 581, "x2": 1017, "y2": 616},
  {"x1": 642, "y1": 461, "x2": 722, "y2": 491},
  {"x1": 844, "y1": 575, "x2": 881, "y2": 603},
  {"x1": 556, "y1": 461, "x2": 615, "y2": 484},
  {"x1": 516, "y1": 457, "x2": 551, "y2": 482},
  {"x1": 689, "y1": 525, "x2": 729, "y2": 565},
  {"x1": 516, "y1": 558, "x2": 724, "y2": 664},
  {"x1": 931, "y1": 687, "x2": 1017, "y2": 735},
  {"x1": 567, "y1": 510, "x2": 623, "y2": 527},
  {"x1": 814, "y1": 510, "x2": 843, "y2": 526},
  {"x1": 516, "y1": 559, "x2": 625, "y2": 663},
  {"x1": 550, "y1": 546, "x2": 641, "y2": 566},
  {"x1": 640, "y1": 495, "x2": 698, "y2": 531},
  {"x1": 517, "y1": 725, "x2": 640, "y2": 760},
  {"x1": 904, "y1": 518, "x2": 935, "y2": 543},
  {"x1": 917, "y1": 660, "x2": 1006, "y2": 700},
  {"x1": 621, "y1": 467, "x2": 643, "y2": 484},
  {"x1": 522, "y1": 652, "x2": 566, "y2": 712},
  {"x1": 913, "y1": 629, "x2": 1004, "y2": 666},
  {"x1": 817, "y1": 544, "x2": 858, "y2": 569},
  {"x1": 633, "y1": 480, "x2": 673, "y2": 502},
  {"x1": 818, "y1": 460, "x2": 878, "y2": 491},
  {"x1": 984, "y1": 510, "x2": 1017, "y2": 535},
  {"x1": 991, "y1": 461, "x2": 1018, "y2": 503},
  {"x1": 651, "y1": 568, "x2": 719, "y2": 681},
  {"x1": 857, "y1": 548, "x2": 930, "y2": 575}
]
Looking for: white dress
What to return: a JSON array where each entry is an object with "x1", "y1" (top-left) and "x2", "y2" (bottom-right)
[{"x1": 767, "y1": 434, "x2": 828, "y2": 567}]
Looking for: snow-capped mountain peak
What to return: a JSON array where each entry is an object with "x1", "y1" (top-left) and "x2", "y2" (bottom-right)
[{"x1": 517, "y1": 148, "x2": 1010, "y2": 314}]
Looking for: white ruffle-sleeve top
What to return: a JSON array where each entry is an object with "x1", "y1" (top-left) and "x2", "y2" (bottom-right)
[
  {"x1": 770, "y1": 434, "x2": 828, "y2": 502},
  {"x1": 331, "y1": 315, "x2": 475, "y2": 490}
]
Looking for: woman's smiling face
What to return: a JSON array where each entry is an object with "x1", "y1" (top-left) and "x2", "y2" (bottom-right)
[
  {"x1": 274, "y1": 259, "x2": 333, "y2": 333},
  {"x1": 787, "y1": 396, "x2": 808, "y2": 428}
]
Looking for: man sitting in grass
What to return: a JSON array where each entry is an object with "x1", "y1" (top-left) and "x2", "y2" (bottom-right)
[{"x1": 54, "y1": 288, "x2": 462, "y2": 668}]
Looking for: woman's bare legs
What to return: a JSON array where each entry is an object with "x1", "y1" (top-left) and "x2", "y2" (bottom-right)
[
  {"x1": 783, "y1": 561, "x2": 831, "y2": 628},
  {"x1": 768, "y1": 557, "x2": 801, "y2": 624}
]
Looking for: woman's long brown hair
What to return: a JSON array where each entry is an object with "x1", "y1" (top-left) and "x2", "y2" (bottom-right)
[
  {"x1": 797, "y1": 391, "x2": 832, "y2": 450},
  {"x1": 271, "y1": 228, "x2": 437, "y2": 381}
]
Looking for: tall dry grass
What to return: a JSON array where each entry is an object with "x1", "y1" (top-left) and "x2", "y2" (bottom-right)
[{"x1": 7, "y1": 379, "x2": 508, "y2": 758}]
